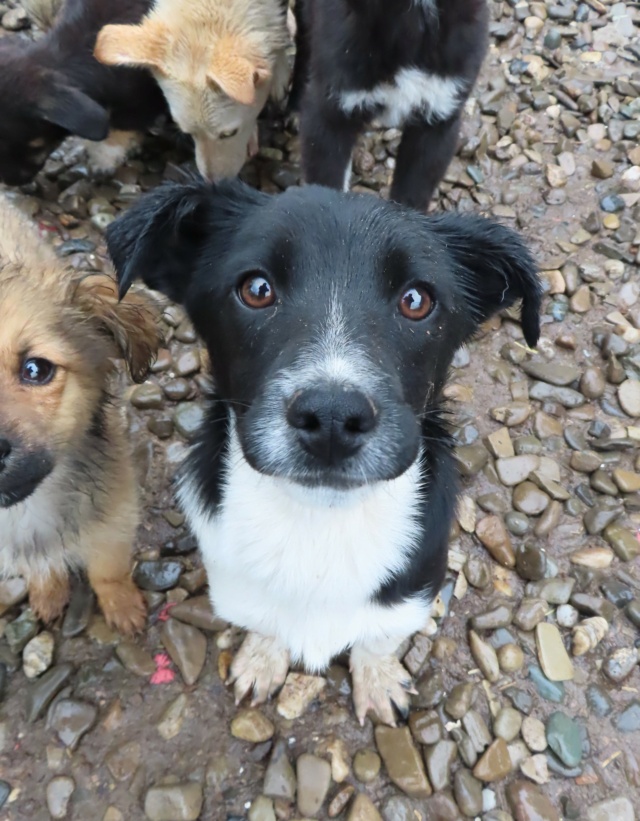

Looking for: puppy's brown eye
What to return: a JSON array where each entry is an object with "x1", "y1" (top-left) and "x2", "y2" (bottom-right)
[
  {"x1": 399, "y1": 285, "x2": 433, "y2": 321},
  {"x1": 20, "y1": 358, "x2": 56, "y2": 386},
  {"x1": 239, "y1": 274, "x2": 276, "y2": 309}
]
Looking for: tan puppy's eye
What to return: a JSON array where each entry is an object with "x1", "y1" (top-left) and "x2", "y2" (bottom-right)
[
  {"x1": 399, "y1": 285, "x2": 434, "y2": 321},
  {"x1": 20, "y1": 357, "x2": 56, "y2": 386},
  {"x1": 238, "y1": 274, "x2": 276, "y2": 309},
  {"x1": 219, "y1": 128, "x2": 239, "y2": 140}
]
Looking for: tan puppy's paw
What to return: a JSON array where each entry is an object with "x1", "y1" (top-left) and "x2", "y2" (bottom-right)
[
  {"x1": 350, "y1": 646, "x2": 416, "y2": 727},
  {"x1": 94, "y1": 576, "x2": 147, "y2": 636},
  {"x1": 29, "y1": 572, "x2": 71, "y2": 624},
  {"x1": 228, "y1": 632, "x2": 290, "y2": 706},
  {"x1": 85, "y1": 129, "x2": 142, "y2": 177}
]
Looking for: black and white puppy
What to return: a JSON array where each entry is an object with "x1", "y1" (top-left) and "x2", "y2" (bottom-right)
[
  {"x1": 107, "y1": 180, "x2": 540, "y2": 724},
  {"x1": 291, "y1": 0, "x2": 489, "y2": 211}
]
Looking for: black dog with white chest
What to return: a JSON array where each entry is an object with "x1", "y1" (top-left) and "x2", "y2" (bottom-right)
[
  {"x1": 107, "y1": 180, "x2": 540, "y2": 724},
  {"x1": 291, "y1": 0, "x2": 489, "y2": 210}
]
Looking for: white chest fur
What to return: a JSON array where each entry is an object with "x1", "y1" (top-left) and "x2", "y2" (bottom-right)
[
  {"x1": 179, "y1": 431, "x2": 431, "y2": 671},
  {"x1": 339, "y1": 68, "x2": 464, "y2": 128},
  {"x1": 0, "y1": 478, "x2": 77, "y2": 580}
]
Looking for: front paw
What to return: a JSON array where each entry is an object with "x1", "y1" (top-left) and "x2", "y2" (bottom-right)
[
  {"x1": 94, "y1": 577, "x2": 147, "y2": 636},
  {"x1": 85, "y1": 130, "x2": 142, "y2": 178},
  {"x1": 228, "y1": 632, "x2": 290, "y2": 706},
  {"x1": 29, "y1": 573, "x2": 71, "y2": 624},
  {"x1": 350, "y1": 647, "x2": 416, "y2": 727}
]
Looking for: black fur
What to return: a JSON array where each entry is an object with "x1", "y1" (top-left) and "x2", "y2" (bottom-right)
[
  {"x1": 107, "y1": 179, "x2": 540, "y2": 609},
  {"x1": 292, "y1": 0, "x2": 489, "y2": 210},
  {"x1": 0, "y1": 0, "x2": 167, "y2": 185}
]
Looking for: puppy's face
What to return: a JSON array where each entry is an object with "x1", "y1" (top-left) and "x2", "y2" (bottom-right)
[
  {"x1": 159, "y1": 79, "x2": 265, "y2": 181},
  {"x1": 0, "y1": 277, "x2": 98, "y2": 507},
  {"x1": 0, "y1": 46, "x2": 110, "y2": 185},
  {"x1": 108, "y1": 181, "x2": 540, "y2": 491},
  {"x1": 95, "y1": 24, "x2": 273, "y2": 180},
  {"x1": 0, "y1": 267, "x2": 159, "y2": 508}
]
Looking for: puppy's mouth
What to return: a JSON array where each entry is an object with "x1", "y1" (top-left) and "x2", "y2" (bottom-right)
[
  {"x1": 241, "y1": 442, "x2": 419, "y2": 491},
  {"x1": 285, "y1": 469, "x2": 374, "y2": 491},
  {"x1": 0, "y1": 452, "x2": 55, "y2": 508}
]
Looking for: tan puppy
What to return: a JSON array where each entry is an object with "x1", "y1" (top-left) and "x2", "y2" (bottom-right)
[
  {"x1": 95, "y1": 0, "x2": 290, "y2": 181},
  {"x1": 0, "y1": 196, "x2": 161, "y2": 634}
]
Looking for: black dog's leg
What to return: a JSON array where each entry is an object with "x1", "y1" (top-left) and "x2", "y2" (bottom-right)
[
  {"x1": 287, "y1": 0, "x2": 310, "y2": 113},
  {"x1": 300, "y1": 94, "x2": 362, "y2": 190},
  {"x1": 390, "y1": 115, "x2": 462, "y2": 211}
]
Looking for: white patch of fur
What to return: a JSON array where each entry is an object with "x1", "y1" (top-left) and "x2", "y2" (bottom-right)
[
  {"x1": 291, "y1": 295, "x2": 378, "y2": 390},
  {"x1": 84, "y1": 130, "x2": 142, "y2": 175},
  {"x1": 414, "y1": 0, "x2": 437, "y2": 11},
  {"x1": 343, "y1": 161, "x2": 352, "y2": 193},
  {"x1": 339, "y1": 68, "x2": 465, "y2": 128},
  {"x1": 179, "y1": 425, "x2": 429, "y2": 672},
  {"x1": 0, "y1": 476, "x2": 81, "y2": 582},
  {"x1": 270, "y1": 47, "x2": 292, "y2": 104}
]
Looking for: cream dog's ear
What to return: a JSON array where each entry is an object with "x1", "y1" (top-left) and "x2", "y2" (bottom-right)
[
  {"x1": 74, "y1": 275, "x2": 162, "y2": 383},
  {"x1": 207, "y1": 36, "x2": 271, "y2": 106},
  {"x1": 95, "y1": 21, "x2": 168, "y2": 71}
]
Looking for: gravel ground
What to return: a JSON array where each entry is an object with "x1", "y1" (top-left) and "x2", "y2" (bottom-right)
[{"x1": 1, "y1": 1, "x2": 640, "y2": 819}]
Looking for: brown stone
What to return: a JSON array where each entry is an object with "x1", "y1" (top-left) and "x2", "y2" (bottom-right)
[{"x1": 375, "y1": 726, "x2": 432, "y2": 798}]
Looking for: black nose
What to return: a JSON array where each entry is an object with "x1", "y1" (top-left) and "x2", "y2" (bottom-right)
[
  {"x1": 287, "y1": 388, "x2": 377, "y2": 465},
  {"x1": 0, "y1": 439, "x2": 11, "y2": 472}
]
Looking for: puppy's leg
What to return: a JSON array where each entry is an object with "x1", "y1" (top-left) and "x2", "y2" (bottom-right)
[
  {"x1": 247, "y1": 126, "x2": 260, "y2": 159},
  {"x1": 287, "y1": 6, "x2": 297, "y2": 38},
  {"x1": 299, "y1": 95, "x2": 361, "y2": 191},
  {"x1": 80, "y1": 488, "x2": 146, "y2": 636},
  {"x1": 228, "y1": 632, "x2": 290, "y2": 706},
  {"x1": 270, "y1": 48, "x2": 292, "y2": 105},
  {"x1": 287, "y1": 1, "x2": 309, "y2": 113},
  {"x1": 350, "y1": 641, "x2": 416, "y2": 727},
  {"x1": 85, "y1": 539, "x2": 146, "y2": 636},
  {"x1": 390, "y1": 115, "x2": 462, "y2": 211},
  {"x1": 29, "y1": 568, "x2": 71, "y2": 624},
  {"x1": 85, "y1": 130, "x2": 143, "y2": 178}
]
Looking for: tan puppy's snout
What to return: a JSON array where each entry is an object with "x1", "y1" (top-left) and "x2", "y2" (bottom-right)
[{"x1": 0, "y1": 435, "x2": 54, "y2": 509}]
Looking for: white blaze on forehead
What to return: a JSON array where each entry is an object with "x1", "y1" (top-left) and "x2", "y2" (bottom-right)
[{"x1": 288, "y1": 292, "x2": 378, "y2": 391}]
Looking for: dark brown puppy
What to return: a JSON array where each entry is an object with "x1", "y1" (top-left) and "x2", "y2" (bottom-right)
[
  {"x1": 291, "y1": 0, "x2": 489, "y2": 211},
  {"x1": 0, "y1": 0, "x2": 166, "y2": 186},
  {"x1": 0, "y1": 195, "x2": 161, "y2": 634}
]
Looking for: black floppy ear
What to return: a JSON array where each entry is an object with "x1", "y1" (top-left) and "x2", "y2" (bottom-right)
[
  {"x1": 106, "y1": 178, "x2": 266, "y2": 303},
  {"x1": 432, "y1": 214, "x2": 542, "y2": 349},
  {"x1": 39, "y1": 77, "x2": 110, "y2": 140}
]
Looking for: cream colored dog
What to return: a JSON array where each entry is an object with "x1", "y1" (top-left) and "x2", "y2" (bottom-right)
[{"x1": 95, "y1": 0, "x2": 290, "y2": 181}]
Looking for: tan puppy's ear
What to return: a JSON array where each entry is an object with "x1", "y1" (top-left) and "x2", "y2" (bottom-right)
[
  {"x1": 75, "y1": 276, "x2": 162, "y2": 383},
  {"x1": 207, "y1": 37, "x2": 271, "y2": 106},
  {"x1": 94, "y1": 22, "x2": 168, "y2": 70}
]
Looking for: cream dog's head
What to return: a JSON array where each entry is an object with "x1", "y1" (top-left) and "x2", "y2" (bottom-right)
[{"x1": 95, "y1": 1, "x2": 288, "y2": 180}]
